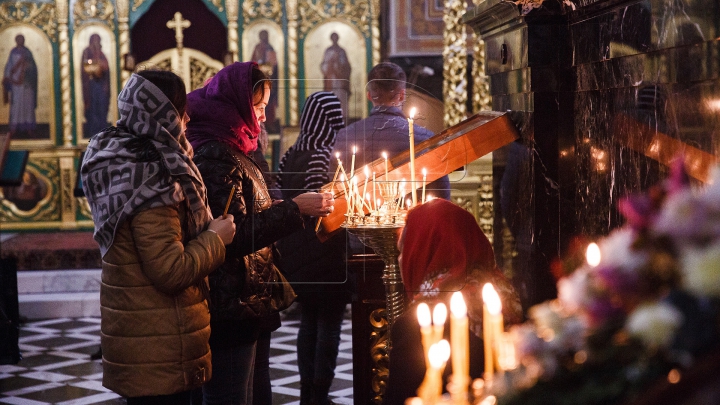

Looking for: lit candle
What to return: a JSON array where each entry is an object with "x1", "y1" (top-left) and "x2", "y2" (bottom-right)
[
  {"x1": 382, "y1": 151, "x2": 389, "y2": 180},
  {"x1": 362, "y1": 166, "x2": 369, "y2": 213},
  {"x1": 372, "y1": 171, "x2": 376, "y2": 212},
  {"x1": 432, "y1": 303, "x2": 447, "y2": 345},
  {"x1": 586, "y1": 242, "x2": 601, "y2": 267},
  {"x1": 421, "y1": 168, "x2": 427, "y2": 204},
  {"x1": 450, "y1": 292, "x2": 469, "y2": 403},
  {"x1": 482, "y1": 283, "x2": 503, "y2": 381},
  {"x1": 416, "y1": 303, "x2": 433, "y2": 399},
  {"x1": 350, "y1": 146, "x2": 357, "y2": 178},
  {"x1": 408, "y1": 107, "x2": 417, "y2": 205}
]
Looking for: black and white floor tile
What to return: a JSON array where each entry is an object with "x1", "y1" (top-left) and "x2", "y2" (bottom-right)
[{"x1": 0, "y1": 309, "x2": 353, "y2": 405}]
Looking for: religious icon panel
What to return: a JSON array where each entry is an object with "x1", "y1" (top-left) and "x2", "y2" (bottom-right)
[
  {"x1": 73, "y1": 24, "x2": 118, "y2": 142},
  {"x1": 304, "y1": 21, "x2": 367, "y2": 121},
  {"x1": 0, "y1": 24, "x2": 55, "y2": 146},
  {"x1": 243, "y1": 20, "x2": 284, "y2": 134}
]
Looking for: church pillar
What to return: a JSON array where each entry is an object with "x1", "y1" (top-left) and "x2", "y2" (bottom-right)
[
  {"x1": 117, "y1": 0, "x2": 130, "y2": 84},
  {"x1": 56, "y1": 0, "x2": 73, "y2": 146},
  {"x1": 442, "y1": 0, "x2": 468, "y2": 128},
  {"x1": 286, "y1": 0, "x2": 299, "y2": 125},
  {"x1": 226, "y1": 0, "x2": 239, "y2": 63},
  {"x1": 369, "y1": 0, "x2": 381, "y2": 67}
]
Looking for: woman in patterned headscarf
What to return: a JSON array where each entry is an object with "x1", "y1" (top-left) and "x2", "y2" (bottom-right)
[
  {"x1": 81, "y1": 70, "x2": 236, "y2": 405},
  {"x1": 384, "y1": 199, "x2": 523, "y2": 405},
  {"x1": 277, "y1": 92, "x2": 348, "y2": 405}
]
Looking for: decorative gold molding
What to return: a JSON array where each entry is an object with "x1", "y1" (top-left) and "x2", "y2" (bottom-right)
[
  {"x1": 117, "y1": 0, "x2": 130, "y2": 83},
  {"x1": 471, "y1": 39, "x2": 491, "y2": 113},
  {"x1": 131, "y1": 0, "x2": 146, "y2": 12},
  {"x1": 242, "y1": 0, "x2": 282, "y2": 21},
  {"x1": 0, "y1": 2, "x2": 57, "y2": 41},
  {"x1": 0, "y1": 163, "x2": 59, "y2": 222},
  {"x1": 59, "y1": 156, "x2": 76, "y2": 225},
  {"x1": 369, "y1": 307, "x2": 389, "y2": 404},
  {"x1": 286, "y1": 0, "x2": 300, "y2": 125},
  {"x1": 189, "y1": 57, "x2": 221, "y2": 91},
  {"x1": 298, "y1": 0, "x2": 370, "y2": 37},
  {"x1": 73, "y1": 0, "x2": 115, "y2": 30},
  {"x1": 442, "y1": 0, "x2": 468, "y2": 128},
  {"x1": 210, "y1": 0, "x2": 224, "y2": 12}
]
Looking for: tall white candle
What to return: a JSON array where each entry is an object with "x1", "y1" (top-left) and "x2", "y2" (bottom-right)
[
  {"x1": 450, "y1": 292, "x2": 469, "y2": 403},
  {"x1": 408, "y1": 108, "x2": 417, "y2": 205}
]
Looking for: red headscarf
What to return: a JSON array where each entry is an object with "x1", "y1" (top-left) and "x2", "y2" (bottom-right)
[
  {"x1": 186, "y1": 62, "x2": 261, "y2": 154},
  {"x1": 400, "y1": 199, "x2": 496, "y2": 295}
]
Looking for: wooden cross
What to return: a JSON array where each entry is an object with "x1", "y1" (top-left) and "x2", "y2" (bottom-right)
[{"x1": 166, "y1": 12, "x2": 191, "y2": 50}]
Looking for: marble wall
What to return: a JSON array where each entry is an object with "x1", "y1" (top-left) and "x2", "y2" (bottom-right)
[{"x1": 466, "y1": 0, "x2": 720, "y2": 307}]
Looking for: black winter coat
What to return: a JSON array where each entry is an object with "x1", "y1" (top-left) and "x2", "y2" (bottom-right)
[{"x1": 193, "y1": 140, "x2": 304, "y2": 346}]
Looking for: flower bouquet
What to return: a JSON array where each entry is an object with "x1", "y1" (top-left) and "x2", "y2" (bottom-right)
[{"x1": 488, "y1": 159, "x2": 720, "y2": 405}]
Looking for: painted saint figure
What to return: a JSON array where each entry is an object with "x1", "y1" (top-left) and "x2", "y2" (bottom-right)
[
  {"x1": 251, "y1": 30, "x2": 279, "y2": 132},
  {"x1": 320, "y1": 32, "x2": 351, "y2": 117},
  {"x1": 2, "y1": 35, "x2": 38, "y2": 137},
  {"x1": 81, "y1": 33, "x2": 111, "y2": 138}
]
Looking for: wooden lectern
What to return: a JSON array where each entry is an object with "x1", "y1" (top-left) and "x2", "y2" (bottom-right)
[{"x1": 341, "y1": 111, "x2": 520, "y2": 405}]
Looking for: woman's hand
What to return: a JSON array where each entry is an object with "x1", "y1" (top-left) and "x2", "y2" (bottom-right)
[
  {"x1": 208, "y1": 214, "x2": 236, "y2": 244},
  {"x1": 292, "y1": 192, "x2": 335, "y2": 217}
]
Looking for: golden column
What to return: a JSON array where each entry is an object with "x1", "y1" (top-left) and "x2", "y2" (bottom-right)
[
  {"x1": 471, "y1": 0, "x2": 491, "y2": 113},
  {"x1": 226, "y1": 0, "x2": 239, "y2": 63},
  {"x1": 117, "y1": 0, "x2": 130, "y2": 84},
  {"x1": 370, "y1": 0, "x2": 381, "y2": 67},
  {"x1": 286, "y1": 0, "x2": 300, "y2": 125},
  {"x1": 57, "y1": 0, "x2": 73, "y2": 146},
  {"x1": 442, "y1": 0, "x2": 468, "y2": 128}
]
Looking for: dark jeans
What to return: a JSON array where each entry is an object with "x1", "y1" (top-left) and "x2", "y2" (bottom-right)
[
  {"x1": 297, "y1": 297, "x2": 347, "y2": 388},
  {"x1": 127, "y1": 390, "x2": 192, "y2": 405},
  {"x1": 203, "y1": 341, "x2": 257, "y2": 405},
  {"x1": 253, "y1": 330, "x2": 272, "y2": 405}
]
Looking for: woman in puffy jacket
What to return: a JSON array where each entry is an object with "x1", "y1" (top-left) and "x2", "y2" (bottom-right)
[
  {"x1": 81, "y1": 70, "x2": 235, "y2": 405},
  {"x1": 186, "y1": 61, "x2": 334, "y2": 405}
]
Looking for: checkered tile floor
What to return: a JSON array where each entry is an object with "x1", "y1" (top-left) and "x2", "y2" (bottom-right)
[{"x1": 0, "y1": 306, "x2": 354, "y2": 404}]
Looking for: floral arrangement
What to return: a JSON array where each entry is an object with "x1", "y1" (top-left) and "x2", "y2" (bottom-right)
[{"x1": 490, "y1": 160, "x2": 720, "y2": 405}]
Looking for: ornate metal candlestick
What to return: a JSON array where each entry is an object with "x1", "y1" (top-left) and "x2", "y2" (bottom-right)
[{"x1": 344, "y1": 223, "x2": 405, "y2": 327}]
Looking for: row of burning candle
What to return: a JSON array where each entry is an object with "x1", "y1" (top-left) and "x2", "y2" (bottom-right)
[
  {"x1": 412, "y1": 284, "x2": 518, "y2": 405},
  {"x1": 331, "y1": 150, "x2": 432, "y2": 218}
]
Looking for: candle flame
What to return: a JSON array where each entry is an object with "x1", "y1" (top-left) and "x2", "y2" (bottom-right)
[
  {"x1": 427, "y1": 194, "x2": 434, "y2": 201},
  {"x1": 364, "y1": 165, "x2": 369, "y2": 177},
  {"x1": 586, "y1": 242, "x2": 601, "y2": 267},
  {"x1": 422, "y1": 168, "x2": 427, "y2": 177},
  {"x1": 335, "y1": 152, "x2": 340, "y2": 158},
  {"x1": 382, "y1": 151, "x2": 388, "y2": 159},
  {"x1": 482, "y1": 283, "x2": 502, "y2": 315},
  {"x1": 409, "y1": 107, "x2": 417, "y2": 119},
  {"x1": 366, "y1": 192, "x2": 371, "y2": 201},
  {"x1": 433, "y1": 303, "x2": 447, "y2": 326},
  {"x1": 417, "y1": 303, "x2": 431, "y2": 327},
  {"x1": 352, "y1": 145, "x2": 357, "y2": 154},
  {"x1": 339, "y1": 173, "x2": 345, "y2": 181},
  {"x1": 428, "y1": 339, "x2": 450, "y2": 368},
  {"x1": 450, "y1": 291, "x2": 467, "y2": 317}
]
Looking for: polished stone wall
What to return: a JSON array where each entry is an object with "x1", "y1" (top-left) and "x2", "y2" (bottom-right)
[{"x1": 466, "y1": 0, "x2": 720, "y2": 308}]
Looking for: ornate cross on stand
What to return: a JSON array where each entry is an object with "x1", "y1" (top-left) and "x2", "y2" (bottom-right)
[{"x1": 166, "y1": 12, "x2": 191, "y2": 74}]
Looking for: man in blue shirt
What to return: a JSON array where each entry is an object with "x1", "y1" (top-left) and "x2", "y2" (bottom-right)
[{"x1": 330, "y1": 62, "x2": 450, "y2": 200}]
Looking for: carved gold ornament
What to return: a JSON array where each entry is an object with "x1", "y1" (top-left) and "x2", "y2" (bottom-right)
[
  {"x1": 73, "y1": 0, "x2": 115, "y2": 30},
  {"x1": 298, "y1": 0, "x2": 370, "y2": 36},
  {"x1": 242, "y1": 0, "x2": 282, "y2": 21},
  {"x1": 0, "y1": 2, "x2": 57, "y2": 41}
]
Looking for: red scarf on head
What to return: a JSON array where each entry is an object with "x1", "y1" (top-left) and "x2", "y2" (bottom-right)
[
  {"x1": 186, "y1": 62, "x2": 260, "y2": 154},
  {"x1": 401, "y1": 199, "x2": 496, "y2": 295}
]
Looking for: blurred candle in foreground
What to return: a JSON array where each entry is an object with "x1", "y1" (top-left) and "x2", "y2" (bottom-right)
[
  {"x1": 416, "y1": 303, "x2": 433, "y2": 399},
  {"x1": 426, "y1": 339, "x2": 450, "y2": 405},
  {"x1": 586, "y1": 242, "x2": 601, "y2": 267},
  {"x1": 482, "y1": 283, "x2": 503, "y2": 381},
  {"x1": 450, "y1": 292, "x2": 470, "y2": 403},
  {"x1": 433, "y1": 303, "x2": 447, "y2": 344}
]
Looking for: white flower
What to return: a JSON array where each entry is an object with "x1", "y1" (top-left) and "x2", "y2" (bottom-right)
[
  {"x1": 625, "y1": 301, "x2": 683, "y2": 349},
  {"x1": 557, "y1": 268, "x2": 591, "y2": 314},
  {"x1": 680, "y1": 240, "x2": 720, "y2": 298},
  {"x1": 598, "y1": 228, "x2": 646, "y2": 272}
]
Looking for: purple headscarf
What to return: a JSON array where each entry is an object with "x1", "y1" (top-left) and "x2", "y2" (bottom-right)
[{"x1": 186, "y1": 62, "x2": 261, "y2": 154}]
